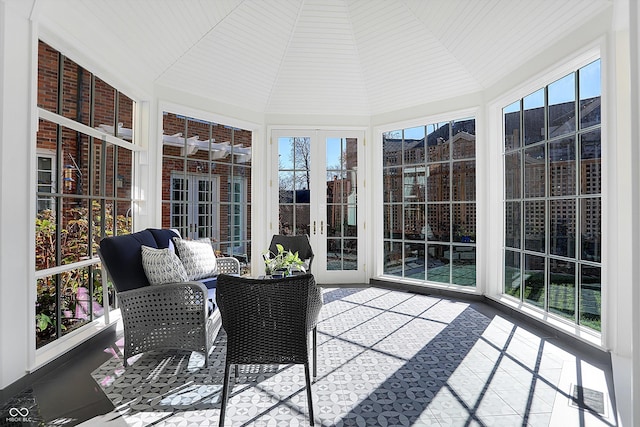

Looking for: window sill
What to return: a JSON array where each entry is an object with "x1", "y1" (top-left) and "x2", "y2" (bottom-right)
[
  {"x1": 32, "y1": 309, "x2": 122, "y2": 373},
  {"x1": 486, "y1": 294, "x2": 604, "y2": 350}
]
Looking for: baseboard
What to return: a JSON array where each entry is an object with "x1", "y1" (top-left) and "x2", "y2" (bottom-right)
[
  {"x1": 368, "y1": 277, "x2": 610, "y2": 365},
  {"x1": 370, "y1": 277, "x2": 485, "y2": 302}
]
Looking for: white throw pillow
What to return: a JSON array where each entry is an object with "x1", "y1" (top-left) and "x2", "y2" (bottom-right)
[
  {"x1": 141, "y1": 245, "x2": 189, "y2": 285},
  {"x1": 173, "y1": 238, "x2": 218, "y2": 280}
]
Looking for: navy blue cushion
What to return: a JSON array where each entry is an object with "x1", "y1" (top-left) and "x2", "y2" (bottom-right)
[
  {"x1": 207, "y1": 288, "x2": 216, "y2": 315},
  {"x1": 199, "y1": 276, "x2": 218, "y2": 290},
  {"x1": 99, "y1": 230, "x2": 157, "y2": 292},
  {"x1": 148, "y1": 228, "x2": 179, "y2": 249}
]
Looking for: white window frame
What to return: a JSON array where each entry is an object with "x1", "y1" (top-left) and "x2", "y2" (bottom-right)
[
  {"x1": 485, "y1": 45, "x2": 605, "y2": 348},
  {"x1": 36, "y1": 150, "x2": 56, "y2": 212}
]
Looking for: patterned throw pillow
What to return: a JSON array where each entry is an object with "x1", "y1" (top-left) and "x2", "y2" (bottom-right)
[
  {"x1": 141, "y1": 245, "x2": 189, "y2": 285},
  {"x1": 173, "y1": 238, "x2": 218, "y2": 280}
]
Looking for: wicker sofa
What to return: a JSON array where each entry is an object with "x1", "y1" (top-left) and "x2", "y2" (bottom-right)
[{"x1": 98, "y1": 228, "x2": 240, "y2": 366}]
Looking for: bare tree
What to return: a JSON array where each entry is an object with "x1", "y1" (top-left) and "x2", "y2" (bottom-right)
[
  {"x1": 278, "y1": 136, "x2": 312, "y2": 201},
  {"x1": 292, "y1": 137, "x2": 311, "y2": 189}
]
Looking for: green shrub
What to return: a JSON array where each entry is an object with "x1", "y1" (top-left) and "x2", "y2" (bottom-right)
[{"x1": 35, "y1": 202, "x2": 130, "y2": 347}]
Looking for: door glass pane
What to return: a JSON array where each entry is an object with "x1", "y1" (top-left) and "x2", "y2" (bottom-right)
[
  {"x1": 171, "y1": 176, "x2": 188, "y2": 235},
  {"x1": 197, "y1": 179, "x2": 211, "y2": 238},
  {"x1": 295, "y1": 204, "x2": 310, "y2": 235},
  {"x1": 279, "y1": 171, "x2": 294, "y2": 203},
  {"x1": 278, "y1": 137, "x2": 311, "y2": 235},
  {"x1": 325, "y1": 137, "x2": 358, "y2": 272},
  {"x1": 327, "y1": 205, "x2": 343, "y2": 237},
  {"x1": 343, "y1": 238, "x2": 357, "y2": 270},
  {"x1": 327, "y1": 238, "x2": 340, "y2": 270},
  {"x1": 279, "y1": 205, "x2": 293, "y2": 235}
]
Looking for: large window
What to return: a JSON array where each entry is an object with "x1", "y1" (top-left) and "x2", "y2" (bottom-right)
[
  {"x1": 503, "y1": 59, "x2": 602, "y2": 331},
  {"x1": 382, "y1": 118, "x2": 476, "y2": 286},
  {"x1": 36, "y1": 41, "x2": 136, "y2": 348},
  {"x1": 161, "y1": 113, "x2": 252, "y2": 274}
]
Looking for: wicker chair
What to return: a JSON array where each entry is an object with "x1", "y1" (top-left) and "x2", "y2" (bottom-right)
[
  {"x1": 269, "y1": 234, "x2": 314, "y2": 271},
  {"x1": 216, "y1": 273, "x2": 323, "y2": 426},
  {"x1": 98, "y1": 229, "x2": 240, "y2": 367}
]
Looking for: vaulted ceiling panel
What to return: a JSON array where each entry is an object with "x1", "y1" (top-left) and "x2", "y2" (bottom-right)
[
  {"x1": 265, "y1": 0, "x2": 369, "y2": 115},
  {"x1": 347, "y1": 0, "x2": 481, "y2": 114},
  {"x1": 157, "y1": 0, "x2": 301, "y2": 110},
  {"x1": 37, "y1": 0, "x2": 612, "y2": 118},
  {"x1": 405, "y1": 0, "x2": 610, "y2": 89}
]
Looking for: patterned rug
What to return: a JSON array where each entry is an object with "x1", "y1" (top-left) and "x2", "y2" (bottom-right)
[{"x1": 90, "y1": 287, "x2": 583, "y2": 426}]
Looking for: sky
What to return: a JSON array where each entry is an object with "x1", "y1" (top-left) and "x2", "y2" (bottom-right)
[
  {"x1": 505, "y1": 59, "x2": 601, "y2": 114},
  {"x1": 278, "y1": 136, "x2": 347, "y2": 171}
]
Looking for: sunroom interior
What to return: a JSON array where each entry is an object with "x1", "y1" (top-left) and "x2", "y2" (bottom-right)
[{"x1": 0, "y1": 0, "x2": 639, "y2": 425}]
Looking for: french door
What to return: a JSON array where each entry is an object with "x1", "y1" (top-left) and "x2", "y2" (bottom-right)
[
  {"x1": 271, "y1": 129, "x2": 365, "y2": 284},
  {"x1": 170, "y1": 173, "x2": 219, "y2": 240}
]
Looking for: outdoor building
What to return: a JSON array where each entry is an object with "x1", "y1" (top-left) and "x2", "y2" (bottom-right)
[{"x1": 1, "y1": 0, "x2": 639, "y2": 425}]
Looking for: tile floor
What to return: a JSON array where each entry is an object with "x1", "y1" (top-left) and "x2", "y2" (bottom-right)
[{"x1": 1, "y1": 286, "x2": 618, "y2": 426}]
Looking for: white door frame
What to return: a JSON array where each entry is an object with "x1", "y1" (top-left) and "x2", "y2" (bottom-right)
[{"x1": 270, "y1": 128, "x2": 366, "y2": 284}]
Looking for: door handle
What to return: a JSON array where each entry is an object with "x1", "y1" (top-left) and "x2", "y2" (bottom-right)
[
  {"x1": 321, "y1": 221, "x2": 324, "y2": 234},
  {"x1": 313, "y1": 221, "x2": 316, "y2": 235}
]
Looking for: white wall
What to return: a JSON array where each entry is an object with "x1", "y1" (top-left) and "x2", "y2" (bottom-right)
[
  {"x1": 631, "y1": 0, "x2": 640, "y2": 422},
  {"x1": 0, "y1": 0, "x2": 36, "y2": 389}
]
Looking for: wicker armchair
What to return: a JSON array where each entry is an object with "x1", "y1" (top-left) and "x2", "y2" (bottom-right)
[
  {"x1": 269, "y1": 234, "x2": 314, "y2": 271},
  {"x1": 216, "y1": 273, "x2": 323, "y2": 426},
  {"x1": 98, "y1": 229, "x2": 240, "y2": 367}
]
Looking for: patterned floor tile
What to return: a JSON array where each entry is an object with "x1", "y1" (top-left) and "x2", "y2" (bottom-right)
[{"x1": 87, "y1": 287, "x2": 616, "y2": 427}]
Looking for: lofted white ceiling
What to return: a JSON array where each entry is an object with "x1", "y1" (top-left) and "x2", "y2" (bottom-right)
[{"x1": 38, "y1": 0, "x2": 611, "y2": 117}]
